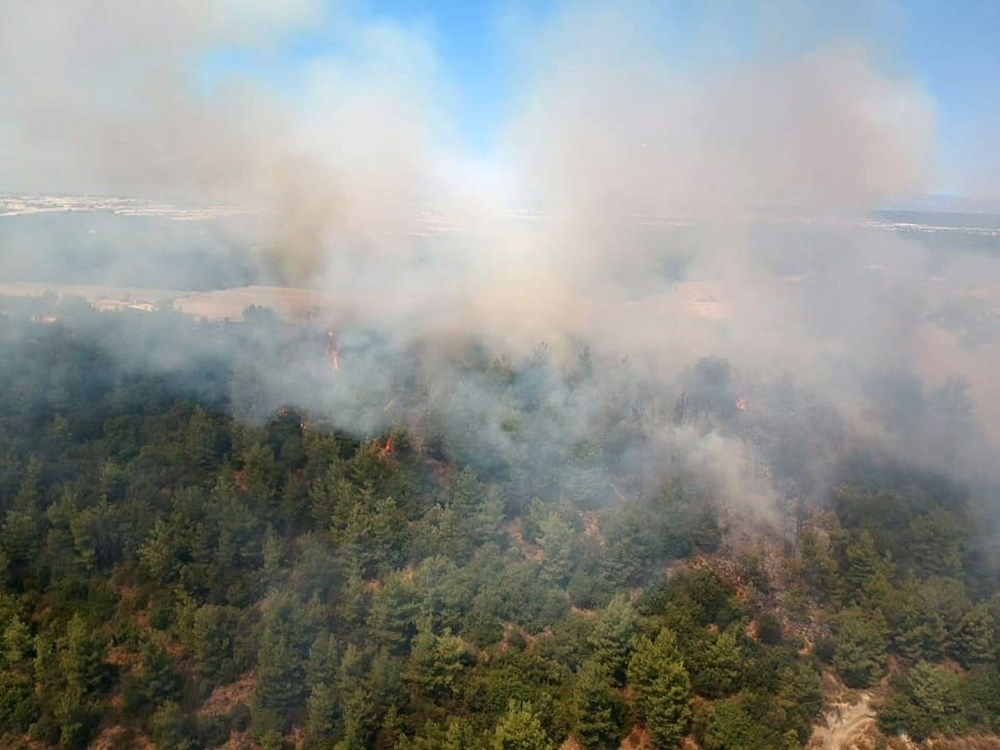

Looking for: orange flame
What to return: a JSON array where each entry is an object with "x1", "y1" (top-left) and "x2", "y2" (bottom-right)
[
  {"x1": 736, "y1": 397, "x2": 748, "y2": 411},
  {"x1": 379, "y1": 435, "x2": 395, "y2": 459}
]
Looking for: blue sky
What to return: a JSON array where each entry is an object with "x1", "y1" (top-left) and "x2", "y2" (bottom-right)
[
  {"x1": 205, "y1": 0, "x2": 999, "y2": 196},
  {"x1": 898, "y1": 1, "x2": 1000, "y2": 194}
]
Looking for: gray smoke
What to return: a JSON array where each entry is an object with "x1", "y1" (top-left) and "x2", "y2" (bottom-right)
[{"x1": 1, "y1": 0, "x2": 997, "y2": 518}]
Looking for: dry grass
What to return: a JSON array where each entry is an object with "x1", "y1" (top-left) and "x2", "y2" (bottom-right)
[{"x1": 198, "y1": 672, "x2": 257, "y2": 718}]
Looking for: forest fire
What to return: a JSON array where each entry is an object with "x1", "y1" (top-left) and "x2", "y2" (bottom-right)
[
  {"x1": 379, "y1": 435, "x2": 395, "y2": 459},
  {"x1": 3, "y1": 0, "x2": 999, "y2": 745}
]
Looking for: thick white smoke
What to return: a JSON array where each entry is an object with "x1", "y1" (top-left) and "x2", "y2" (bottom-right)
[{"x1": 1, "y1": 0, "x2": 997, "y2": 513}]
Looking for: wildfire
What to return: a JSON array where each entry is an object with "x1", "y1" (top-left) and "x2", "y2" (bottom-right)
[
  {"x1": 379, "y1": 435, "x2": 395, "y2": 460},
  {"x1": 736, "y1": 397, "x2": 748, "y2": 411}
]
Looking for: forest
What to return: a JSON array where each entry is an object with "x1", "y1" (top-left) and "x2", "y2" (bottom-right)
[{"x1": 0, "y1": 295, "x2": 998, "y2": 750}]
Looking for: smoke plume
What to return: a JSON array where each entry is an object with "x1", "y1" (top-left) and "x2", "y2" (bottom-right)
[{"x1": 1, "y1": 0, "x2": 997, "y2": 516}]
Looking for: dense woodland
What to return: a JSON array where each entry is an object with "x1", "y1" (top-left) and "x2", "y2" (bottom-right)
[{"x1": 0, "y1": 297, "x2": 998, "y2": 749}]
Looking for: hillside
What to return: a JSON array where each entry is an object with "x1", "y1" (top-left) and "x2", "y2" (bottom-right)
[{"x1": 0, "y1": 301, "x2": 997, "y2": 749}]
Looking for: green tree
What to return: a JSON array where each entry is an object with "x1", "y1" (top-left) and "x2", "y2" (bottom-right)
[
  {"x1": 880, "y1": 661, "x2": 968, "y2": 741},
  {"x1": 149, "y1": 701, "x2": 199, "y2": 750},
  {"x1": 798, "y1": 524, "x2": 842, "y2": 604},
  {"x1": 365, "y1": 570, "x2": 418, "y2": 654},
  {"x1": 304, "y1": 680, "x2": 340, "y2": 748},
  {"x1": 885, "y1": 580, "x2": 946, "y2": 663},
  {"x1": 627, "y1": 629, "x2": 691, "y2": 749},
  {"x1": 0, "y1": 613, "x2": 36, "y2": 732},
  {"x1": 1, "y1": 508, "x2": 42, "y2": 588},
  {"x1": 241, "y1": 441, "x2": 279, "y2": 518},
  {"x1": 694, "y1": 629, "x2": 742, "y2": 698},
  {"x1": 189, "y1": 604, "x2": 247, "y2": 685},
  {"x1": 29, "y1": 615, "x2": 108, "y2": 750},
  {"x1": 573, "y1": 658, "x2": 625, "y2": 750},
  {"x1": 587, "y1": 594, "x2": 637, "y2": 683},
  {"x1": 537, "y1": 510, "x2": 577, "y2": 585},
  {"x1": 337, "y1": 686, "x2": 377, "y2": 750},
  {"x1": 834, "y1": 609, "x2": 888, "y2": 688},
  {"x1": 702, "y1": 694, "x2": 768, "y2": 750},
  {"x1": 413, "y1": 556, "x2": 474, "y2": 634},
  {"x1": 952, "y1": 604, "x2": 995, "y2": 668},
  {"x1": 61, "y1": 614, "x2": 110, "y2": 698},
  {"x1": 337, "y1": 490, "x2": 405, "y2": 578},
  {"x1": 252, "y1": 625, "x2": 306, "y2": 734},
  {"x1": 303, "y1": 633, "x2": 344, "y2": 748},
  {"x1": 845, "y1": 530, "x2": 894, "y2": 605},
  {"x1": 919, "y1": 576, "x2": 971, "y2": 642},
  {"x1": 123, "y1": 637, "x2": 182, "y2": 712},
  {"x1": 493, "y1": 700, "x2": 554, "y2": 750},
  {"x1": 773, "y1": 663, "x2": 822, "y2": 744},
  {"x1": 906, "y1": 510, "x2": 963, "y2": 579},
  {"x1": 406, "y1": 628, "x2": 470, "y2": 704}
]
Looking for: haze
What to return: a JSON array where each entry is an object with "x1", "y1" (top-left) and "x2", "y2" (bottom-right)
[{"x1": 1, "y1": 0, "x2": 998, "y2": 511}]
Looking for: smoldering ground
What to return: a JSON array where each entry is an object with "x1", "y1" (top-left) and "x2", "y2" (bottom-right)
[{"x1": 0, "y1": 0, "x2": 998, "y2": 519}]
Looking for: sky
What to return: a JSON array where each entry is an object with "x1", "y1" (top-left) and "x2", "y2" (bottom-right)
[
  {"x1": 1, "y1": 0, "x2": 998, "y2": 202},
  {"x1": 896, "y1": 1, "x2": 1000, "y2": 197},
  {"x1": 195, "y1": 0, "x2": 999, "y2": 198}
]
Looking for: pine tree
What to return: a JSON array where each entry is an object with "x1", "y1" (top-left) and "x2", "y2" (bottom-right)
[
  {"x1": 834, "y1": 609, "x2": 888, "y2": 688},
  {"x1": 627, "y1": 629, "x2": 691, "y2": 749},
  {"x1": 587, "y1": 594, "x2": 637, "y2": 683},
  {"x1": 253, "y1": 625, "x2": 305, "y2": 733},
  {"x1": 366, "y1": 571, "x2": 418, "y2": 654},
  {"x1": 61, "y1": 614, "x2": 108, "y2": 698},
  {"x1": 799, "y1": 526, "x2": 842, "y2": 604},
  {"x1": 493, "y1": 700, "x2": 554, "y2": 750},
  {"x1": 694, "y1": 629, "x2": 742, "y2": 698},
  {"x1": 573, "y1": 658, "x2": 624, "y2": 750},
  {"x1": 135, "y1": 638, "x2": 182, "y2": 708},
  {"x1": 338, "y1": 687, "x2": 377, "y2": 750},
  {"x1": 0, "y1": 613, "x2": 36, "y2": 732},
  {"x1": 951, "y1": 603, "x2": 995, "y2": 668},
  {"x1": 304, "y1": 682, "x2": 340, "y2": 749},
  {"x1": 880, "y1": 661, "x2": 969, "y2": 741},
  {"x1": 406, "y1": 628, "x2": 469, "y2": 703}
]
